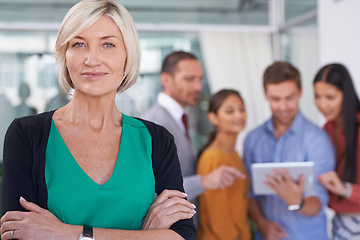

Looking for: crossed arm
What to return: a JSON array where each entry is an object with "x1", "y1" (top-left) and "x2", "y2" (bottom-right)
[
  {"x1": 1, "y1": 190, "x2": 196, "y2": 240},
  {"x1": 1, "y1": 118, "x2": 196, "y2": 240}
]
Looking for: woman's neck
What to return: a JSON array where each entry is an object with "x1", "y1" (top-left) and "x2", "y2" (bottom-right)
[
  {"x1": 210, "y1": 131, "x2": 238, "y2": 154},
  {"x1": 54, "y1": 92, "x2": 122, "y2": 131}
]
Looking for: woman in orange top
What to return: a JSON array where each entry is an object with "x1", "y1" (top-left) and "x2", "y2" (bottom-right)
[
  {"x1": 314, "y1": 63, "x2": 360, "y2": 240},
  {"x1": 197, "y1": 89, "x2": 250, "y2": 240}
]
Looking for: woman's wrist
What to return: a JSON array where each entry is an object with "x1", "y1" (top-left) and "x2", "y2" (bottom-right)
[
  {"x1": 341, "y1": 182, "x2": 352, "y2": 198},
  {"x1": 62, "y1": 224, "x2": 83, "y2": 240}
]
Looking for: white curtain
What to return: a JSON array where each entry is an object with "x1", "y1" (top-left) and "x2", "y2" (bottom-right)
[
  {"x1": 199, "y1": 32, "x2": 272, "y2": 154},
  {"x1": 289, "y1": 32, "x2": 320, "y2": 125}
]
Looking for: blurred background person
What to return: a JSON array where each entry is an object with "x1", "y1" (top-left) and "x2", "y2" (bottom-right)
[
  {"x1": 144, "y1": 51, "x2": 243, "y2": 204},
  {"x1": 244, "y1": 61, "x2": 335, "y2": 240},
  {"x1": 14, "y1": 82, "x2": 37, "y2": 117},
  {"x1": 45, "y1": 85, "x2": 71, "y2": 111},
  {"x1": 197, "y1": 89, "x2": 249, "y2": 240},
  {"x1": 314, "y1": 63, "x2": 360, "y2": 240}
]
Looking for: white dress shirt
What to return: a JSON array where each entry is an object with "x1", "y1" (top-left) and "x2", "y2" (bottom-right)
[{"x1": 157, "y1": 92, "x2": 187, "y2": 135}]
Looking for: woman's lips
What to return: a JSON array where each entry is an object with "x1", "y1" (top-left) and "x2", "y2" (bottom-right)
[{"x1": 81, "y1": 72, "x2": 108, "y2": 80}]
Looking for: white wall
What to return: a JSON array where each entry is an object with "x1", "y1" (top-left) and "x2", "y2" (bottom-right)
[{"x1": 318, "y1": 0, "x2": 360, "y2": 95}]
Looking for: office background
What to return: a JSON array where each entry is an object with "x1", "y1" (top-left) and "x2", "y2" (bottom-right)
[{"x1": 0, "y1": 1, "x2": 359, "y2": 202}]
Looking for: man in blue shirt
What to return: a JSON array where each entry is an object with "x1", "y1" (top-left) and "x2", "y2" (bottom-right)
[{"x1": 244, "y1": 61, "x2": 335, "y2": 240}]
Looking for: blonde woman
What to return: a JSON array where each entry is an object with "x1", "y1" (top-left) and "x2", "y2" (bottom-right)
[{"x1": 0, "y1": 1, "x2": 195, "y2": 239}]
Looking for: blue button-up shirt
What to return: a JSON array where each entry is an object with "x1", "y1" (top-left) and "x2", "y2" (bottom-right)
[{"x1": 244, "y1": 112, "x2": 335, "y2": 240}]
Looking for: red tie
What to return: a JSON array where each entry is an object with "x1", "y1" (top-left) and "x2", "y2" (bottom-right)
[{"x1": 182, "y1": 113, "x2": 191, "y2": 140}]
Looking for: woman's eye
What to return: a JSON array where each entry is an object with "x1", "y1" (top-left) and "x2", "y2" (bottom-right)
[
  {"x1": 104, "y1": 42, "x2": 115, "y2": 48},
  {"x1": 72, "y1": 42, "x2": 85, "y2": 48}
]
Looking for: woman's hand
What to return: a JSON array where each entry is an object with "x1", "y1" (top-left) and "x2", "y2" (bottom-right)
[
  {"x1": 202, "y1": 166, "x2": 246, "y2": 190},
  {"x1": 318, "y1": 171, "x2": 348, "y2": 196},
  {"x1": 0, "y1": 197, "x2": 79, "y2": 240},
  {"x1": 141, "y1": 190, "x2": 196, "y2": 230}
]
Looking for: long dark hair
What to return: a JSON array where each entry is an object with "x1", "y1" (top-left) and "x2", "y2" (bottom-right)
[
  {"x1": 197, "y1": 89, "x2": 244, "y2": 158},
  {"x1": 314, "y1": 63, "x2": 360, "y2": 183}
]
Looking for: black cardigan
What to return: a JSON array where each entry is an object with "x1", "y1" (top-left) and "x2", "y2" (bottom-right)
[{"x1": 2, "y1": 111, "x2": 195, "y2": 239}]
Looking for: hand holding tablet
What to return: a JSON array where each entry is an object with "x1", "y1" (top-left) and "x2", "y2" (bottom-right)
[{"x1": 251, "y1": 162, "x2": 314, "y2": 195}]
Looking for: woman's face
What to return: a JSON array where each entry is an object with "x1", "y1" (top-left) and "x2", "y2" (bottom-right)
[
  {"x1": 314, "y1": 81, "x2": 343, "y2": 122},
  {"x1": 211, "y1": 94, "x2": 247, "y2": 134},
  {"x1": 65, "y1": 14, "x2": 126, "y2": 97}
]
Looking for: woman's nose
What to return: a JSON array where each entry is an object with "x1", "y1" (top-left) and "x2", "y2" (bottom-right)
[
  {"x1": 317, "y1": 99, "x2": 327, "y2": 110},
  {"x1": 84, "y1": 48, "x2": 101, "y2": 66}
]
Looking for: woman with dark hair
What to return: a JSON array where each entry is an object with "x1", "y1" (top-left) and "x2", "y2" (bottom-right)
[
  {"x1": 196, "y1": 89, "x2": 249, "y2": 240},
  {"x1": 314, "y1": 63, "x2": 360, "y2": 240}
]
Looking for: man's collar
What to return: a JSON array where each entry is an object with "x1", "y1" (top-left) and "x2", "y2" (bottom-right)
[
  {"x1": 265, "y1": 111, "x2": 304, "y2": 136},
  {"x1": 157, "y1": 92, "x2": 185, "y2": 121}
]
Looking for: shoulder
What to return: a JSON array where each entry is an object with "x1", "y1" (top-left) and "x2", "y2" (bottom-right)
[
  {"x1": 123, "y1": 114, "x2": 148, "y2": 128},
  {"x1": 4, "y1": 111, "x2": 54, "y2": 162},
  {"x1": 15, "y1": 111, "x2": 53, "y2": 126},
  {"x1": 244, "y1": 121, "x2": 268, "y2": 146},
  {"x1": 323, "y1": 121, "x2": 333, "y2": 134},
  {"x1": 144, "y1": 103, "x2": 169, "y2": 121},
  {"x1": 299, "y1": 116, "x2": 329, "y2": 140},
  {"x1": 296, "y1": 116, "x2": 333, "y2": 153},
  {"x1": 144, "y1": 105, "x2": 180, "y2": 133},
  {"x1": 198, "y1": 149, "x2": 226, "y2": 168},
  {"x1": 200, "y1": 148, "x2": 224, "y2": 159},
  {"x1": 135, "y1": 116, "x2": 174, "y2": 142},
  {"x1": 7, "y1": 111, "x2": 54, "y2": 137}
]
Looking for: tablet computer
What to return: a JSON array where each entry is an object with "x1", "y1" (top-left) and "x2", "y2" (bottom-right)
[{"x1": 251, "y1": 161, "x2": 314, "y2": 195}]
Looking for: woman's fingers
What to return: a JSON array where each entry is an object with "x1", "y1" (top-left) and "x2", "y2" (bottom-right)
[
  {"x1": 223, "y1": 166, "x2": 246, "y2": 179},
  {"x1": 2, "y1": 229, "x2": 16, "y2": 240},
  {"x1": 142, "y1": 192, "x2": 196, "y2": 230},
  {"x1": 147, "y1": 202, "x2": 195, "y2": 230},
  {"x1": 154, "y1": 196, "x2": 196, "y2": 212},
  {"x1": 165, "y1": 210, "x2": 194, "y2": 223},
  {"x1": 1, "y1": 211, "x2": 25, "y2": 226},
  {"x1": 19, "y1": 196, "x2": 44, "y2": 213},
  {"x1": 155, "y1": 190, "x2": 188, "y2": 204},
  {"x1": 162, "y1": 202, "x2": 196, "y2": 216},
  {"x1": 0, "y1": 220, "x2": 22, "y2": 234}
]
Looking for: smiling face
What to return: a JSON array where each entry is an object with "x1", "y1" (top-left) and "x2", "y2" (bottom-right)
[
  {"x1": 65, "y1": 14, "x2": 127, "y2": 98},
  {"x1": 265, "y1": 80, "x2": 302, "y2": 129},
  {"x1": 314, "y1": 81, "x2": 343, "y2": 122},
  {"x1": 209, "y1": 94, "x2": 247, "y2": 134},
  {"x1": 162, "y1": 59, "x2": 203, "y2": 108}
]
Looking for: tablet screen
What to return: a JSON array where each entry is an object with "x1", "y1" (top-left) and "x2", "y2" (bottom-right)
[{"x1": 251, "y1": 161, "x2": 314, "y2": 195}]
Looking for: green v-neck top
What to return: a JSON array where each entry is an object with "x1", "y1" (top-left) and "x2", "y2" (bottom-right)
[{"x1": 45, "y1": 114, "x2": 155, "y2": 230}]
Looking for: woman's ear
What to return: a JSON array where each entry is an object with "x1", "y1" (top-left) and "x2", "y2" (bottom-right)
[{"x1": 208, "y1": 112, "x2": 218, "y2": 126}]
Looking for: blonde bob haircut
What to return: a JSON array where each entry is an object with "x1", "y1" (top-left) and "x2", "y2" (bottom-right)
[{"x1": 55, "y1": 0, "x2": 141, "y2": 94}]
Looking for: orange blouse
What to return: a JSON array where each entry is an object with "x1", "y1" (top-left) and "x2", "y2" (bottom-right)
[{"x1": 196, "y1": 149, "x2": 250, "y2": 240}]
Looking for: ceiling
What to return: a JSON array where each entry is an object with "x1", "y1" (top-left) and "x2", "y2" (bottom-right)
[{"x1": 0, "y1": 0, "x2": 317, "y2": 29}]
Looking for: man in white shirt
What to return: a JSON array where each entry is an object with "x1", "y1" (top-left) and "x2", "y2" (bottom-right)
[{"x1": 144, "y1": 51, "x2": 243, "y2": 202}]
